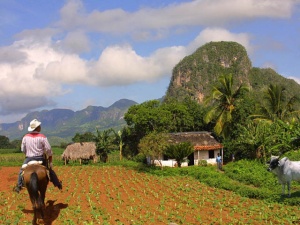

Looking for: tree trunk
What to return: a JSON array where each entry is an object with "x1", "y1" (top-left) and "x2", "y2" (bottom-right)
[
  {"x1": 120, "y1": 146, "x2": 123, "y2": 161},
  {"x1": 100, "y1": 153, "x2": 108, "y2": 163},
  {"x1": 177, "y1": 160, "x2": 181, "y2": 168}
]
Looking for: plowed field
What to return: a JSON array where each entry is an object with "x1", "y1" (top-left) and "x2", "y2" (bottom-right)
[{"x1": 0, "y1": 166, "x2": 299, "y2": 224}]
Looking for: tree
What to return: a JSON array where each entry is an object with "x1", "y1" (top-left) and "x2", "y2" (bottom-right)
[
  {"x1": 223, "y1": 93, "x2": 257, "y2": 160},
  {"x1": 124, "y1": 100, "x2": 172, "y2": 155},
  {"x1": 251, "y1": 84, "x2": 300, "y2": 123},
  {"x1": 10, "y1": 139, "x2": 22, "y2": 150},
  {"x1": 72, "y1": 132, "x2": 95, "y2": 143},
  {"x1": 163, "y1": 97, "x2": 209, "y2": 132},
  {"x1": 234, "y1": 121, "x2": 271, "y2": 161},
  {"x1": 204, "y1": 73, "x2": 249, "y2": 138},
  {"x1": 138, "y1": 132, "x2": 169, "y2": 168},
  {"x1": 125, "y1": 100, "x2": 171, "y2": 135},
  {"x1": 264, "y1": 120, "x2": 300, "y2": 155},
  {"x1": 233, "y1": 118, "x2": 300, "y2": 162},
  {"x1": 181, "y1": 98, "x2": 209, "y2": 131},
  {"x1": 94, "y1": 129, "x2": 114, "y2": 162},
  {"x1": 165, "y1": 142, "x2": 194, "y2": 168},
  {"x1": 112, "y1": 128, "x2": 127, "y2": 161},
  {"x1": 161, "y1": 100, "x2": 194, "y2": 132},
  {"x1": 0, "y1": 136, "x2": 13, "y2": 149}
]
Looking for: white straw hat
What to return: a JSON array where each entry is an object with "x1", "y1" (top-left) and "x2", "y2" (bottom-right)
[{"x1": 28, "y1": 119, "x2": 41, "y2": 132}]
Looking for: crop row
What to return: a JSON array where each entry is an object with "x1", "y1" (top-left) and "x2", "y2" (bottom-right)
[{"x1": 1, "y1": 165, "x2": 300, "y2": 224}]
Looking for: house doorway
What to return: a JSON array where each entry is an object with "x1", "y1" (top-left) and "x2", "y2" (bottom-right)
[{"x1": 188, "y1": 153, "x2": 194, "y2": 166}]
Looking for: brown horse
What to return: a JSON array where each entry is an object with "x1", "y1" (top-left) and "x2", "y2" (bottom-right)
[{"x1": 23, "y1": 164, "x2": 49, "y2": 224}]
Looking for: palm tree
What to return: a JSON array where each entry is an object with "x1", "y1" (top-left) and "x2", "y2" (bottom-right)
[
  {"x1": 204, "y1": 73, "x2": 249, "y2": 138},
  {"x1": 94, "y1": 129, "x2": 114, "y2": 162},
  {"x1": 112, "y1": 128, "x2": 127, "y2": 161},
  {"x1": 165, "y1": 142, "x2": 194, "y2": 168},
  {"x1": 251, "y1": 84, "x2": 300, "y2": 123}
]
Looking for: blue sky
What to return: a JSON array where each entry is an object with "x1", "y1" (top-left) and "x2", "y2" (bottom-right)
[{"x1": 0, "y1": 0, "x2": 300, "y2": 123}]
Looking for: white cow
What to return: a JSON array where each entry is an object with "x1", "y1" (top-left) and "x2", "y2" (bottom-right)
[{"x1": 267, "y1": 156, "x2": 300, "y2": 197}]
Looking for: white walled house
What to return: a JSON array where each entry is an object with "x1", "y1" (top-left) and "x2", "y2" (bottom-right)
[{"x1": 148, "y1": 131, "x2": 223, "y2": 167}]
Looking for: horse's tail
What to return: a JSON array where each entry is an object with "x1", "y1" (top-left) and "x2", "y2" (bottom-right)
[{"x1": 28, "y1": 172, "x2": 43, "y2": 209}]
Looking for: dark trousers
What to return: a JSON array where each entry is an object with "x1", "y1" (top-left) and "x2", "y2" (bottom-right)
[
  {"x1": 17, "y1": 156, "x2": 60, "y2": 188},
  {"x1": 49, "y1": 168, "x2": 61, "y2": 187}
]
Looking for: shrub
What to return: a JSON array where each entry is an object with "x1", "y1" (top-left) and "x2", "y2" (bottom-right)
[
  {"x1": 223, "y1": 159, "x2": 275, "y2": 188},
  {"x1": 198, "y1": 160, "x2": 208, "y2": 166},
  {"x1": 132, "y1": 153, "x2": 147, "y2": 163}
]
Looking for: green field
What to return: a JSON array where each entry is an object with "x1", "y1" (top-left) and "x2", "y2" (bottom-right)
[{"x1": 0, "y1": 147, "x2": 65, "y2": 166}]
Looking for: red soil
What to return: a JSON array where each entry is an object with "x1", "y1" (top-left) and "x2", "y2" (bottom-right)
[{"x1": 0, "y1": 166, "x2": 299, "y2": 224}]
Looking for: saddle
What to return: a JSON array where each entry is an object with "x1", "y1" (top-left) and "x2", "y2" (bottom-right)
[
  {"x1": 21, "y1": 161, "x2": 50, "y2": 180},
  {"x1": 21, "y1": 160, "x2": 43, "y2": 169}
]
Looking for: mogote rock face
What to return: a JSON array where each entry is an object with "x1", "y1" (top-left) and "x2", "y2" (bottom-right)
[
  {"x1": 164, "y1": 40, "x2": 300, "y2": 106},
  {"x1": 165, "y1": 41, "x2": 252, "y2": 103}
]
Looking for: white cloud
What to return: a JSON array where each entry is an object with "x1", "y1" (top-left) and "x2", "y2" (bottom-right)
[
  {"x1": 88, "y1": 44, "x2": 186, "y2": 86},
  {"x1": 0, "y1": 40, "x2": 63, "y2": 115},
  {"x1": 15, "y1": 28, "x2": 58, "y2": 43},
  {"x1": 58, "y1": 0, "x2": 297, "y2": 37},
  {"x1": 187, "y1": 28, "x2": 252, "y2": 54},
  {"x1": 59, "y1": 30, "x2": 91, "y2": 54},
  {"x1": 34, "y1": 53, "x2": 88, "y2": 84},
  {"x1": 58, "y1": 0, "x2": 85, "y2": 29},
  {"x1": 0, "y1": 37, "x2": 186, "y2": 115},
  {"x1": 0, "y1": 46, "x2": 27, "y2": 64}
]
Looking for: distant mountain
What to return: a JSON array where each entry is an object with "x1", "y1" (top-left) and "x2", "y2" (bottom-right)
[{"x1": 0, "y1": 99, "x2": 137, "y2": 145}]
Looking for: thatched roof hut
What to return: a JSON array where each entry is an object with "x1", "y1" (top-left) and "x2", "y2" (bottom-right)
[
  {"x1": 62, "y1": 142, "x2": 97, "y2": 165},
  {"x1": 168, "y1": 131, "x2": 223, "y2": 150}
]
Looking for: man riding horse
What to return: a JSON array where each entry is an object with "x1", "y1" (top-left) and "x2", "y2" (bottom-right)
[{"x1": 14, "y1": 119, "x2": 62, "y2": 193}]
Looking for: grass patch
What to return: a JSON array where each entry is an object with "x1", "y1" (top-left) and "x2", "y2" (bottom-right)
[
  {"x1": 0, "y1": 148, "x2": 20, "y2": 154},
  {"x1": 0, "y1": 147, "x2": 65, "y2": 166}
]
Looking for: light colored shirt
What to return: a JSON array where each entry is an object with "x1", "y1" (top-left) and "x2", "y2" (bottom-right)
[{"x1": 21, "y1": 131, "x2": 53, "y2": 157}]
